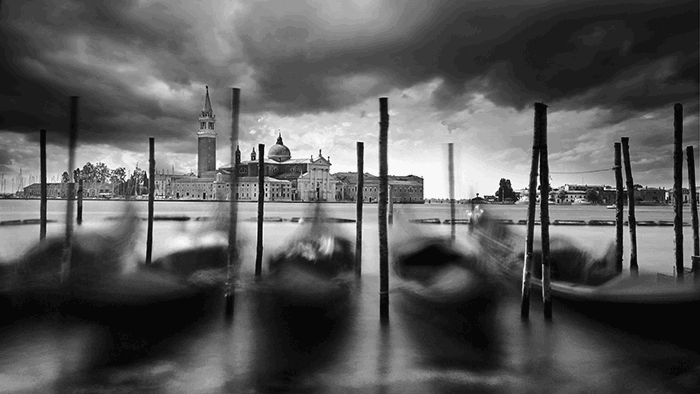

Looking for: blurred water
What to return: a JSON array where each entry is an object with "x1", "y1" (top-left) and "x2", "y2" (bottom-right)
[
  {"x1": 1, "y1": 200, "x2": 699, "y2": 393},
  {"x1": 1, "y1": 200, "x2": 697, "y2": 276}
]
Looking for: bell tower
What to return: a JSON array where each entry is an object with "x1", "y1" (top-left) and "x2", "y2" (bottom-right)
[{"x1": 197, "y1": 86, "x2": 217, "y2": 177}]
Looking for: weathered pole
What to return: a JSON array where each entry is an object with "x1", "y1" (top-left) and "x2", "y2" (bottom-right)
[
  {"x1": 388, "y1": 185, "x2": 394, "y2": 225},
  {"x1": 614, "y1": 142, "x2": 624, "y2": 273},
  {"x1": 520, "y1": 108, "x2": 541, "y2": 318},
  {"x1": 379, "y1": 97, "x2": 389, "y2": 322},
  {"x1": 621, "y1": 137, "x2": 638, "y2": 275},
  {"x1": 77, "y1": 179, "x2": 83, "y2": 225},
  {"x1": 40, "y1": 129, "x2": 47, "y2": 241},
  {"x1": 146, "y1": 137, "x2": 155, "y2": 265},
  {"x1": 686, "y1": 146, "x2": 699, "y2": 280},
  {"x1": 255, "y1": 143, "x2": 265, "y2": 278},
  {"x1": 448, "y1": 142, "x2": 456, "y2": 241},
  {"x1": 226, "y1": 88, "x2": 240, "y2": 315},
  {"x1": 673, "y1": 103, "x2": 683, "y2": 282},
  {"x1": 536, "y1": 103, "x2": 552, "y2": 319},
  {"x1": 63, "y1": 96, "x2": 79, "y2": 283},
  {"x1": 355, "y1": 142, "x2": 364, "y2": 277}
]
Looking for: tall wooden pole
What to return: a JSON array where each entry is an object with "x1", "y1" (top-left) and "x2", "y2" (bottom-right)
[
  {"x1": 77, "y1": 179, "x2": 83, "y2": 225},
  {"x1": 379, "y1": 97, "x2": 389, "y2": 322},
  {"x1": 686, "y1": 146, "x2": 699, "y2": 280},
  {"x1": 614, "y1": 142, "x2": 624, "y2": 273},
  {"x1": 388, "y1": 185, "x2": 394, "y2": 225},
  {"x1": 536, "y1": 103, "x2": 552, "y2": 319},
  {"x1": 448, "y1": 143, "x2": 456, "y2": 241},
  {"x1": 226, "y1": 88, "x2": 240, "y2": 315},
  {"x1": 255, "y1": 144, "x2": 265, "y2": 277},
  {"x1": 621, "y1": 137, "x2": 638, "y2": 275},
  {"x1": 63, "y1": 96, "x2": 79, "y2": 283},
  {"x1": 40, "y1": 129, "x2": 47, "y2": 241},
  {"x1": 520, "y1": 109, "x2": 541, "y2": 318},
  {"x1": 146, "y1": 137, "x2": 155, "y2": 264},
  {"x1": 673, "y1": 103, "x2": 683, "y2": 282},
  {"x1": 355, "y1": 142, "x2": 364, "y2": 277}
]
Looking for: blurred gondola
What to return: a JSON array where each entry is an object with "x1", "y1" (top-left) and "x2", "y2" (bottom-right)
[{"x1": 249, "y1": 204, "x2": 356, "y2": 391}]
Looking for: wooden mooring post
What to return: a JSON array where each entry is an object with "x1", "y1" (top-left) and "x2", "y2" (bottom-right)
[
  {"x1": 226, "y1": 88, "x2": 241, "y2": 315},
  {"x1": 614, "y1": 142, "x2": 624, "y2": 273},
  {"x1": 379, "y1": 97, "x2": 389, "y2": 322},
  {"x1": 686, "y1": 146, "x2": 699, "y2": 280},
  {"x1": 77, "y1": 179, "x2": 83, "y2": 225},
  {"x1": 673, "y1": 103, "x2": 683, "y2": 282},
  {"x1": 355, "y1": 142, "x2": 364, "y2": 277},
  {"x1": 255, "y1": 143, "x2": 265, "y2": 277},
  {"x1": 521, "y1": 104, "x2": 542, "y2": 319},
  {"x1": 63, "y1": 96, "x2": 79, "y2": 283},
  {"x1": 536, "y1": 103, "x2": 552, "y2": 319},
  {"x1": 388, "y1": 185, "x2": 394, "y2": 226},
  {"x1": 448, "y1": 143, "x2": 456, "y2": 241},
  {"x1": 621, "y1": 137, "x2": 638, "y2": 275},
  {"x1": 146, "y1": 137, "x2": 155, "y2": 265},
  {"x1": 40, "y1": 129, "x2": 47, "y2": 241}
]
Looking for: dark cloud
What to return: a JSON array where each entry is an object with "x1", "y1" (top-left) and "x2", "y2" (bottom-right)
[
  {"x1": 0, "y1": 0, "x2": 697, "y2": 156},
  {"x1": 236, "y1": 0, "x2": 698, "y2": 117},
  {"x1": 0, "y1": 0, "x2": 239, "y2": 148}
]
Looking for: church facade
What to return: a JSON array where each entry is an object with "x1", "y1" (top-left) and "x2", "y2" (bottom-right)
[
  {"x1": 157, "y1": 87, "x2": 336, "y2": 201},
  {"x1": 217, "y1": 133, "x2": 336, "y2": 201}
]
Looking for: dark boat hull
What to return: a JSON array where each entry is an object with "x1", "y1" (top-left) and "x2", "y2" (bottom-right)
[{"x1": 527, "y1": 275, "x2": 700, "y2": 348}]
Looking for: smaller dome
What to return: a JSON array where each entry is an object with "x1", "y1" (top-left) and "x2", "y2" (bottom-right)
[{"x1": 268, "y1": 133, "x2": 291, "y2": 162}]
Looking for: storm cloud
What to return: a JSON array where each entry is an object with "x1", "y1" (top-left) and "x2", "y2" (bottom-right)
[
  {"x1": 236, "y1": 0, "x2": 698, "y2": 115},
  {"x1": 0, "y1": 0, "x2": 697, "y2": 195}
]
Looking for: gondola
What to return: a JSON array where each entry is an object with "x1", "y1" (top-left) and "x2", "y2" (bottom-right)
[
  {"x1": 470, "y1": 205, "x2": 700, "y2": 348},
  {"x1": 248, "y1": 205, "x2": 357, "y2": 390},
  {"x1": 389, "y1": 210, "x2": 518, "y2": 370},
  {"x1": 526, "y1": 273, "x2": 700, "y2": 347}
]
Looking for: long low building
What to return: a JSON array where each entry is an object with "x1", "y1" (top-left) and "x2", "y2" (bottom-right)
[
  {"x1": 332, "y1": 172, "x2": 424, "y2": 203},
  {"x1": 22, "y1": 182, "x2": 113, "y2": 198}
]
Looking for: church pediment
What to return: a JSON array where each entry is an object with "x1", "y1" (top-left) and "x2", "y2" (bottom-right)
[{"x1": 314, "y1": 157, "x2": 331, "y2": 165}]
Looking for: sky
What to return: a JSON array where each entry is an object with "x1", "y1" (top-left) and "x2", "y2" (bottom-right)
[{"x1": 0, "y1": 0, "x2": 698, "y2": 198}]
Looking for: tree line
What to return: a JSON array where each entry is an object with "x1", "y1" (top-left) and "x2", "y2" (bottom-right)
[
  {"x1": 495, "y1": 177, "x2": 649, "y2": 204},
  {"x1": 60, "y1": 162, "x2": 149, "y2": 196}
]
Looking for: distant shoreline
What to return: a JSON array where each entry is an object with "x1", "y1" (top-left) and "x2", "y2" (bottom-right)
[
  {"x1": 1, "y1": 197, "x2": 428, "y2": 204},
  {"x1": 1, "y1": 197, "x2": 687, "y2": 207}
]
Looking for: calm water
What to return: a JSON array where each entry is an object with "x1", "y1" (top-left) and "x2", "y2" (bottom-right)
[
  {"x1": 1, "y1": 200, "x2": 697, "y2": 275},
  {"x1": 1, "y1": 200, "x2": 699, "y2": 393}
]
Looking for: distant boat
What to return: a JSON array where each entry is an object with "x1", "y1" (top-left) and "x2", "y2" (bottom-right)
[
  {"x1": 572, "y1": 199, "x2": 592, "y2": 205},
  {"x1": 606, "y1": 205, "x2": 615, "y2": 209}
]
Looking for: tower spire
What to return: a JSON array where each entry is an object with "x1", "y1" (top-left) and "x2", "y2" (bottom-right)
[
  {"x1": 202, "y1": 85, "x2": 213, "y2": 116},
  {"x1": 276, "y1": 132, "x2": 283, "y2": 145}
]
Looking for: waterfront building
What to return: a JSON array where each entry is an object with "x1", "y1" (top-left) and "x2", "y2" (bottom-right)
[
  {"x1": 637, "y1": 187, "x2": 666, "y2": 203},
  {"x1": 22, "y1": 182, "x2": 112, "y2": 198},
  {"x1": 171, "y1": 176, "x2": 216, "y2": 200},
  {"x1": 218, "y1": 134, "x2": 334, "y2": 201},
  {"x1": 151, "y1": 87, "x2": 426, "y2": 202},
  {"x1": 212, "y1": 173, "x2": 292, "y2": 201},
  {"x1": 551, "y1": 184, "x2": 668, "y2": 205},
  {"x1": 332, "y1": 172, "x2": 424, "y2": 203},
  {"x1": 667, "y1": 188, "x2": 690, "y2": 205},
  {"x1": 155, "y1": 88, "x2": 323, "y2": 201},
  {"x1": 22, "y1": 183, "x2": 75, "y2": 198},
  {"x1": 153, "y1": 171, "x2": 184, "y2": 199}
]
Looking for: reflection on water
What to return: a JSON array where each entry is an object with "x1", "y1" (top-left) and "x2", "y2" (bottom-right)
[{"x1": 1, "y1": 202, "x2": 700, "y2": 393}]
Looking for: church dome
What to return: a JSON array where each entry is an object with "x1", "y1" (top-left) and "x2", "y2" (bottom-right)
[{"x1": 268, "y1": 133, "x2": 291, "y2": 162}]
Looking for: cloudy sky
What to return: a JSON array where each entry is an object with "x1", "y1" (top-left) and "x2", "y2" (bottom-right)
[{"x1": 1, "y1": 0, "x2": 698, "y2": 198}]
